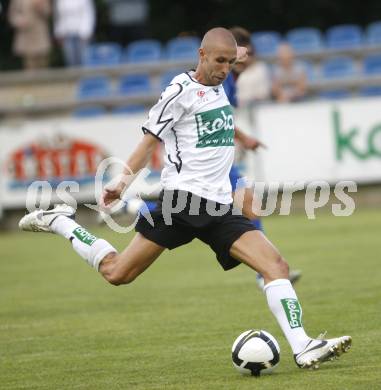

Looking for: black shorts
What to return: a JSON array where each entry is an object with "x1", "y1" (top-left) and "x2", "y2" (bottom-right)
[{"x1": 135, "y1": 190, "x2": 257, "y2": 270}]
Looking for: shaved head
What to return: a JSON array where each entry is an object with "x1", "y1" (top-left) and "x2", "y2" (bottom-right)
[
  {"x1": 194, "y1": 27, "x2": 238, "y2": 86},
  {"x1": 201, "y1": 27, "x2": 237, "y2": 53}
]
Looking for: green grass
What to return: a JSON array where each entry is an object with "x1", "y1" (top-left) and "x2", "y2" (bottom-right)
[{"x1": 1, "y1": 207, "x2": 381, "y2": 389}]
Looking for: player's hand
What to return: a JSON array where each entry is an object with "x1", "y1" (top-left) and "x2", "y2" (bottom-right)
[
  {"x1": 100, "y1": 181, "x2": 125, "y2": 208},
  {"x1": 241, "y1": 135, "x2": 267, "y2": 151}
]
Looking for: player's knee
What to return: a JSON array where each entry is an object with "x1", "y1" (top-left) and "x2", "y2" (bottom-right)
[
  {"x1": 263, "y1": 254, "x2": 289, "y2": 281},
  {"x1": 107, "y1": 275, "x2": 123, "y2": 286},
  {"x1": 270, "y1": 255, "x2": 289, "y2": 279},
  {"x1": 107, "y1": 270, "x2": 136, "y2": 286}
]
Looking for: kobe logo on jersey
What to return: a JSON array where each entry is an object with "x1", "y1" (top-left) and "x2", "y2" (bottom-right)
[{"x1": 196, "y1": 105, "x2": 235, "y2": 148}]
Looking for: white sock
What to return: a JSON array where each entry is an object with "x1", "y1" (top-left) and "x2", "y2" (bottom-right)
[
  {"x1": 51, "y1": 216, "x2": 117, "y2": 271},
  {"x1": 264, "y1": 279, "x2": 311, "y2": 354}
]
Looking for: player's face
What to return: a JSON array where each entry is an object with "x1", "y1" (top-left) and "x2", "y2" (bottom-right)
[{"x1": 200, "y1": 46, "x2": 237, "y2": 86}]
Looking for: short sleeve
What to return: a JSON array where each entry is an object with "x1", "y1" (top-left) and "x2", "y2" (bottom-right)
[{"x1": 142, "y1": 83, "x2": 184, "y2": 141}]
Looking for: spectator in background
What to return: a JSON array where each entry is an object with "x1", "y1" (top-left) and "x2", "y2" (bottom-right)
[
  {"x1": 271, "y1": 43, "x2": 306, "y2": 102},
  {"x1": 105, "y1": 0, "x2": 148, "y2": 43},
  {"x1": 54, "y1": 0, "x2": 95, "y2": 67},
  {"x1": 8, "y1": 0, "x2": 51, "y2": 70}
]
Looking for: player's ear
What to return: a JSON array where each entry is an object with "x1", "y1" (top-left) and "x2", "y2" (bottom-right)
[{"x1": 199, "y1": 47, "x2": 206, "y2": 62}]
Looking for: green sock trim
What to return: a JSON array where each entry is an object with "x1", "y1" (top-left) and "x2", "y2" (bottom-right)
[{"x1": 72, "y1": 227, "x2": 97, "y2": 246}]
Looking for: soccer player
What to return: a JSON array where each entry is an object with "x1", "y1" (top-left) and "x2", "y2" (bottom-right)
[
  {"x1": 225, "y1": 26, "x2": 301, "y2": 289},
  {"x1": 19, "y1": 27, "x2": 351, "y2": 370}
]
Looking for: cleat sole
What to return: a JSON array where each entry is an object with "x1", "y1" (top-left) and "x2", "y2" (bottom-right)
[
  {"x1": 318, "y1": 336, "x2": 352, "y2": 366},
  {"x1": 297, "y1": 336, "x2": 352, "y2": 370}
]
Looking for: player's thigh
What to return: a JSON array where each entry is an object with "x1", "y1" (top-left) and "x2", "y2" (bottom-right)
[
  {"x1": 100, "y1": 233, "x2": 165, "y2": 284},
  {"x1": 229, "y1": 230, "x2": 288, "y2": 279},
  {"x1": 233, "y1": 187, "x2": 261, "y2": 220}
]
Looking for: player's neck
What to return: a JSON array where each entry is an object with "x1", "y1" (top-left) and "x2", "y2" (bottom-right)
[{"x1": 193, "y1": 67, "x2": 214, "y2": 86}]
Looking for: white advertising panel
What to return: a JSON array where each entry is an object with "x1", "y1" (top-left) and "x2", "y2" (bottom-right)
[
  {"x1": 0, "y1": 113, "x2": 162, "y2": 209},
  {"x1": 255, "y1": 97, "x2": 381, "y2": 184}
]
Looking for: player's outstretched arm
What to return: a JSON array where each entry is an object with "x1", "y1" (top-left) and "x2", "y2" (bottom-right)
[
  {"x1": 102, "y1": 133, "x2": 160, "y2": 206},
  {"x1": 126, "y1": 133, "x2": 161, "y2": 173},
  {"x1": 234, "y1": 126, "x2": 266, "y2": 151}
]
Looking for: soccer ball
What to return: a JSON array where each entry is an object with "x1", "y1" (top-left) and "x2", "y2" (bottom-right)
[{"x1": 232, "y1": 329, "x2": 280, "y2": 377}]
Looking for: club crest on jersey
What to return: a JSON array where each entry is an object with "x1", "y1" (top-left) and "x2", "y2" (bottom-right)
[
  {"x1": 195, "y1": 105, "x2": 235, "y2": 148},
  {"x1": 197, "y1": 90, "x2": 205, "y2": 97}
]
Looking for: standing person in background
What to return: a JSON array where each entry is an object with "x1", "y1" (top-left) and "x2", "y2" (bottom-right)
[
  {"x1": 105, "y1": 0, "x2": 148, "y2": 43},
  {"x1": 271, "y1": 43, "x2": 307, "y2": 102},
  {"x1": 54, "y1": 0, "x2": 95, "y2": 67},
  {"x1": 8, "y1": 0, "x2": 51, "y2": 70}
]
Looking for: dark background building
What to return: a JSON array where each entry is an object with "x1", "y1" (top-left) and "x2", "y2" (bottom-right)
[{"x1": 1, "y1": 0, "x2": 381, "y2": 70}]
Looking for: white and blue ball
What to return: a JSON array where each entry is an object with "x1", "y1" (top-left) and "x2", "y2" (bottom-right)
[{"x1": 232, "y1": 329, "x2": 280, "y2": 376}]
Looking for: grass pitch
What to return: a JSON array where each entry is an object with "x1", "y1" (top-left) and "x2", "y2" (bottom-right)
[{"x1": 1, "y1": 207, "x2": 380, "y2": 389}]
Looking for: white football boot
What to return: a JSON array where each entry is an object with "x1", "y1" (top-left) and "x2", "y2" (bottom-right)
[
  {"x1": 19, "y1": 204, "x2": 75, "y2": 233},
  {"x1": 295, "y1": 332, "x2": 352, "y2": 369}
]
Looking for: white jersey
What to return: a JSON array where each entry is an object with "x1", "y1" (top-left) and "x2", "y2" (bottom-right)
[{"x1": 142, "y1": 71, "x2": 235, "y2": 204}]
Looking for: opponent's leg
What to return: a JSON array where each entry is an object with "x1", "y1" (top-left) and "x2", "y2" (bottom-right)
[{"x1": 230, "y1": 230, "x2": 351, "y2": 368}]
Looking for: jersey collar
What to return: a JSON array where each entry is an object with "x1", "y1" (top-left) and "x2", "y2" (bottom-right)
[{"x1": 186, "y1": 70, "x2": 222, "y2": 90}]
